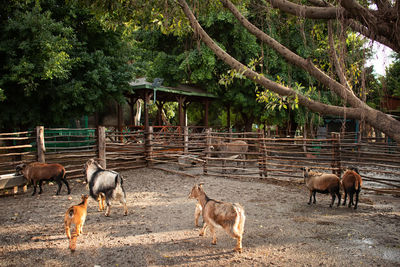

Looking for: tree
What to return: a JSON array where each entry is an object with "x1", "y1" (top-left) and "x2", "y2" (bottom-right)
[
  {"x1": 177, "y1": 0, "x2": 400, "y2": 142},
  {"x1": 0, "y1": 0, "x2": 135, "y2": 130}
]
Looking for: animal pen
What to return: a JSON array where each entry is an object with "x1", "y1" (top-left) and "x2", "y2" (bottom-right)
[{"x1": 1, "y1": 126, "x2": 400, "y2": 195}]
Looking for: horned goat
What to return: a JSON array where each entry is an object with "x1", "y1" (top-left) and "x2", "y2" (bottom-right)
[
  {"x1": 83, "y1": 159, "x2": 128, "y2": 216},
  {"x1": 188, "y1": 184, "x2": 245, "y2": 253}
]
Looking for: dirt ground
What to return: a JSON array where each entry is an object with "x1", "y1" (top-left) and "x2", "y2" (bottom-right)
[{"x1": 1, "y1": 165, "x2": 400, "y2": 267}]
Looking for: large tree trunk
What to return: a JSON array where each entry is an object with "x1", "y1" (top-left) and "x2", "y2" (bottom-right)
[{"x1": 178, "y1": 0, "x2": 400, "y2": 143}]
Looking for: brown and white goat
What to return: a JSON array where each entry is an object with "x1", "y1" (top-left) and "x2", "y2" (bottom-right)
[
  {"x1": 64, "y1": 194, "x2": 89, "y2": 251},
  {"x1": 302, "y1": 167, "x2": 341, "y2": 207},
  {"x1": 211, "y1": 138, "x2": 248, "y2": 173},
  {"x1": 342, "y1": 167, "x2": 363, "y2": 209},
  {"x1": 188, "y1": 184, "x2": 245, "y2": 253},
  {"x1": 83, "y1": 159, "x2": 128, "y2": 217},
  {"x1": 16, "y1": 162, "x2": 70, "y2": 196}
]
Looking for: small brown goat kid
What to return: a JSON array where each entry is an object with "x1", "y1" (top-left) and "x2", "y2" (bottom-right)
[
  {"x1": 16, "y1": 162, "x2": 70, "y2": 196},
  {"x1": 64, "y1": 195, "x2": 89, "y2": 252},
  {"x1": 342, "y1": 167, "x2": 363, "y2": 209},
  {"x1": 302, "y1": 167, "x2": 341, "y2": 207},
  {"x1": 188, "y1": 184, "x2": 245, "y2": 253}
]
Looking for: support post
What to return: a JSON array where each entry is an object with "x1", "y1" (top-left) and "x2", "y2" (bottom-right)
[
  {"x1": 203, "y1": 128, "x2": 211, "y2": 175},
  {"x1": 184, "y1": 126, "x2": 189, "y2": 155},
  {"x1": 36, "y1": 126, "x2": 45, "y2": 163},
  {"x1": 331, "y1": 132, "x2": 341, "y2": 177},
  {"x1": 145, "y1": 126, "x2": 153, "y2": 167},
  {"x1": 97, "y1": 126, "x2": 106, "y2": 168}
]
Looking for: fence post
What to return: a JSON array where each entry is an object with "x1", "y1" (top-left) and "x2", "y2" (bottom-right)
[
  {"x1": 145, "y1": 126, "x2": 153, "y2": 167},
  {"x1": 331, "y1": 132, "x2": 341, "y2": 177},
  {"x1": 258, "y1": 130, "x2": 265, "y2": 177},
  {"x1": 97, "y1": 126, "x2": 106, "y2": 168},
  {"x1": 203, "y1": 128, "x2": 211, "y2": 175},
  {"x1": 36, "y1": 126, "x2": 45, "y2": 163}
]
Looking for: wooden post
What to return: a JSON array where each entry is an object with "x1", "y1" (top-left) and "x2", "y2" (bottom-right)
[
  {"x1": 144, "y1": 90, "x2": 150, "y2": 132},
  {"x1": 117, "y1": 103, "x2": 123, "y2": 143},
  {"x1": 183, "y1": 126, "x2": 189, "y2": 154},
  {"x1": 203, "y1": 128, "x2": 211, "y2": 175},
  {"x1": 97, "y1": 126, "x2": 106, "y2": 168},
  {"x1": 258, "y1": 130, "x2": 266, "y2": 177},
  {"x1": 331, "y1": 132, "x2": 341, "y2": 177},
  {"x1": 145, "y1": 126, "x2": 153, "y2": 167},
  {"x1": 36, "y1": 126, "x2": 45, "y2": 163}
]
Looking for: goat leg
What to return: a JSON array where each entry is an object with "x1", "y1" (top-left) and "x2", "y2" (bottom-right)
[
  {"x1": 32, "y1": 181, "x2": 37, "y2": 196},
  {"x1": 199, "y1": 223, "x2": 208, "y2": 236},
  {"x1": 354, "y1": 191, "x2": 359, "y2": 210},
  {"x1": 210, "y1": 225, "x2": 217, "y2": 245}
]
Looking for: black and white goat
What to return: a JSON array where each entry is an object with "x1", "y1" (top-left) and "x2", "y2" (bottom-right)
[{"x1": 83, "y1": 159, "x2": 128, "y2": 216}]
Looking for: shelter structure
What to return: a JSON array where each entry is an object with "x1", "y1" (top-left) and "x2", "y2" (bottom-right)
[{"x1": 121, "y1": 78, "x2": 217, "y2": 132}]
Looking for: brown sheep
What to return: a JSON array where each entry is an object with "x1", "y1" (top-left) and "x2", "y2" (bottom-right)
[
  {"x1": 188, "y1": 184, "x2": 245, "y2": 253},
  {"x1": 342, "y1": 167, "x2": 363, "y2": 209},
  {"x1": 16, "y1": 162, "x2": 70, "y2": 196},
  {"x1": 302, "y1": 167, "x2": 341, "y2": 207}
]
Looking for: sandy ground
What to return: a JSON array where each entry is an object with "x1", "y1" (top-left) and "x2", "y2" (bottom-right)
[{"x1": 1, "y1": 165, "x2": 400, "y2": 267}]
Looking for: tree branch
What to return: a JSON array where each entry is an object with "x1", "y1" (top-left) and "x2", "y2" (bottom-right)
[
  {"x1": 177, "y1": 0, "x2": 364, "y2": 119},
  {"x1": 220, "y1": 0, "x2": 364, "y2": 109}
]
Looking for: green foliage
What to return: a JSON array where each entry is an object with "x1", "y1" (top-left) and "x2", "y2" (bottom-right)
[
  {"x1": 385, "y1": 54, "x2": 400, "y2": 97},
  {"x1": 0, "y1": 0, "x2": 136, "y2": 130}
]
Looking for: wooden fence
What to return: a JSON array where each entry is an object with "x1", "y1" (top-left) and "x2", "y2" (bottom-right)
[{"x1": 1, "y1": 126, "x2": 400, "y2": 195}]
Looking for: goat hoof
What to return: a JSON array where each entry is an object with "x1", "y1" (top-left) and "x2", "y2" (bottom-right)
[
  {"x1": 235, "y1": 247, "x2": 243, "y2": 253},
  {"x1": 211, "y1": 242, "x2": 217, "y2": 245}
]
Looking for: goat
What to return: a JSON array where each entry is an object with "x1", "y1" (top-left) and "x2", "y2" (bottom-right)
[
  {"x1": 83, "y1": 159, "x2": 128, "y2": 216},
  {"x1": 16, "y1": 162, "x2": 70, "y2": 196},
  {"x1": 302, "y1": 167, "x2": 341, "y2": 207},
  {"x1": 211, "y1": 138, "x2": 248, "y2": 173},
  {"x1": 64, "y1": 194, "x2": 89, "y2": 251},
  {"x1": 188, "y1": 184, "x2": 245, "y2": 253},
  {"x1": 342, "y1": 167, "x2": 363, "y2": 209}
]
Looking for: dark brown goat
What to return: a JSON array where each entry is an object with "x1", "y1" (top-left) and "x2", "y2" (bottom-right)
[
  {"x1": 16, "y1": 162, "x2": 70, "y2": 196},
  {"x1": 342, "y1": 167, "x2": 363, "y2": 209}
]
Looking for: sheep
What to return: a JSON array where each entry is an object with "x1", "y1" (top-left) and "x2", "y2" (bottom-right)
[
  {"x1": 211, "y1": 138, "x2": 248, "y2": 173},
  {"x1": 64, "y1": 194, "x2": 89, "y2": 252},
  {"x1": 83, "y1": 159, "x2": 128, "y2": 217},
  {"x1": 341, "y1": 167, "x2": 363, "y2": 209},
  {"x1": 302, "y1": 167, "x2": 341, "y2": 208},
  {"x1": 16, "y1": 162, "x2": 70, "y2": 196},
  {"x1": 188, "y1": 184, "x2": 246, "y2": 253}
]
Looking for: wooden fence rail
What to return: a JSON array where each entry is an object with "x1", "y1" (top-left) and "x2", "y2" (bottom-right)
[{"x1": 1, "y1": 127, "x2": 400, "y2": 195}]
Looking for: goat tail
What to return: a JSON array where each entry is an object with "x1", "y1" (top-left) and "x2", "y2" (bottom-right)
[{"x1": 233, "y1": 203, "x2": 246, "y2": 235}]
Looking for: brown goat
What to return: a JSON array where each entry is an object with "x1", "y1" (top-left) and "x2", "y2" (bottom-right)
[
  {"x1": 342, "y1": 167, "x2": 363, "y2": 209},
  {"x1": 188, "y1": 184, "x2": 245, "y2": 253},
  {"x1": 64, "y1": 195, "x2": 89, "y2": 251},
  {"x1": 16, "y1": 162, "x2": 70, "y2": 196},
  {"x1": 302, "y1": 167, "x2": 341, "y2": 207}
]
